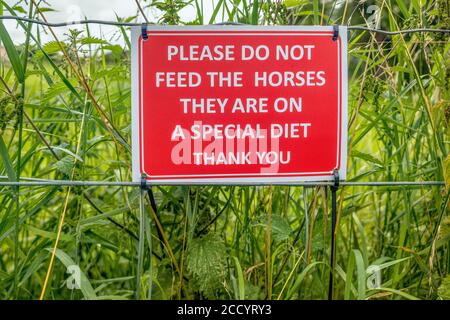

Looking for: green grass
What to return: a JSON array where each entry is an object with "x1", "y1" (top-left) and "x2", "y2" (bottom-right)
[{"x1": 0, "y1": 0, "x2": 449, "y2": 300}]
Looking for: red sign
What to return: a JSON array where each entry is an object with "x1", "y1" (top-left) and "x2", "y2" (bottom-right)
[{"x1": 131, "y1": 26, "x2": 347, "y2": 184}]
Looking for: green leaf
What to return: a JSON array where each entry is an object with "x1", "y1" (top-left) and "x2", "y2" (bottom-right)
[
  {"x1": 233, "y1": 257, "x2": 245, "y2": 300},
  {"x1": 92, "y1": 66, "x2": 128, "y2": 81},
  {"x1": 11, "y1": 5, "x2": 27, "y2": 14},
  {"x1": 0, "y1": 22, "x2": 25, "y2": 83},
  {"x1": 369, "y1": 287, "x2": 420, "y2": 300},
  {"x1": 286, "y1": 262, "x2": 323, "y2": 299},
  {"x1": 0, "y1": 135, "x2": 16, "y2": 182},
  {"x1": 187, "y1": 234, "x2": 227, "y2": 296},
  {"x1": 351, "y1": 150, "x2": 384, "y2": 166},
  {"x1": 438, "y1": 276, "x2": 450, "y2": 300},
  {"x1": 35, "y1": 45, "x2": 84, "y2": 103},
  {"x1": 313, "y1": 0, "x2": 319, "y2": 25},
  {"x1": 102, "y1": 45, "x2": 124, "y2": 59},
  {"x1": 394, "y1": 0, "x2": 409, "y2": 17},
  {"x1": 251, "y1": 0, "x2": 259, "y2": 24},
  {"x1": 345, "y1": 250, "x2": 356, "y2": 299},
  {"x1": 444, "y1": 154, "x2": 450, "y2": 190},
  {"x1": 48, "y1": 248, "x2": 97, "y2": 300},
  {"x1": 283, "y1": 0, "x2": 307, "y2": 8},
  {"x1": 26, "y1": 225, "x2": 73, "y2": 242},
  {"x1": 253, "y1": 215, "x2": 292, "y2": 241},
  {"x1": 47, "y1": 146, "x2": 83, "y2": 162},
  {"x1": 79, "y1": 206, "x2": 135, "y2": 228},
  {"x1": 43, "y1": 78, "x2": 78, "y2": 102},
  {"x1": 54, "y1": 156, "x2": 75, "y2": 176},
  {"x1": 37, "y1": 7, "x2": 56, "y2": 13},
  {"x1": 34, "y1": 41, "x2": 67, "y2": 59},
  {"x1": 208, "y1": 0, "x2": 224, "y2": 24},
  {"x1": 80, "y1": 37, "x2": 110, "y2": 46},
  {"x1": 353, "y1": 249, "x2": 366, "y2": 300}
]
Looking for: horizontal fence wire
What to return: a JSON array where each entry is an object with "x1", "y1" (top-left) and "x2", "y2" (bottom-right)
[
  {"x1": 0, "y1": 16, "x2": 447, "y2": 188},
  {"x1": 0, "y1": 177, "x2": 445, "y2": 187},
  {"x1": 0, "y1": 15, "x2": 449, "y2": 34}
]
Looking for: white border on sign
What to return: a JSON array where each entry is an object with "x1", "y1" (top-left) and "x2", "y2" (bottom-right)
[{"x1": 131, "y1": 25, "x2": 348, "y2": 185}]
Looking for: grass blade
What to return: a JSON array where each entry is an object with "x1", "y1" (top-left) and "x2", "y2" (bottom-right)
[{"x1": 0, "y1": 22, "x2": 25, "y2": 83}]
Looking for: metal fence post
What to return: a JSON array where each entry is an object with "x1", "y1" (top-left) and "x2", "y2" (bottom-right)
[{"x1": 328, "y1": 169, "x2": 339, "y2": 300}]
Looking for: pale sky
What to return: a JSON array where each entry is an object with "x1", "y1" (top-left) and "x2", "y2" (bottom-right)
[{"x1": 2, "y1": 0, "x2": 214, "y2": 44}]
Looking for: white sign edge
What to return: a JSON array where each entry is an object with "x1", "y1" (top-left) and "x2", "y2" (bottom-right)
[
  {"x1": 130, "y1": 25, "x2": 348, "y2": 184},
  {"x1": 131, "y1": 26, "x2": 141, "y2": 183}
]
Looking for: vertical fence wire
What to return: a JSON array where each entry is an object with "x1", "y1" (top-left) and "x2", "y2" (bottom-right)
[
  {"x1": 136, "y1": 186, "x2": 145, "y2": 299},
  {"x1": 146, "y1": 210, "x2": 153, "y2": 300},
  {"x1": 328, "y1": 182, "x2": 339, "y2": 300},
  {"x1": 303, "y1": 187, "x2": 309, "y2": 266}
]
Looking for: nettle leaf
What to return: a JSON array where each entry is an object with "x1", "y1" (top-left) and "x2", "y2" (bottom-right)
[
  {"x1": 253, "y1": 215, "x2": 292, "y2": 241},
  {"x1": 11, "y1": 5, "x2": 27, "y2": 14},
  {"x1": 438, "y1": 216, "x2": 450, "y2": 241},
  {"x1": 305, "y1": 219, "x2": 325, "y2": 251},
  {"x1": 92, "y1": 66, "x2": 127, "y2": 81},
  {"x1": 34, "y1": 41, "x2": 67, "y2": 59},
  {"x1": 43, "y1": 79, "x2": 78, "y2": 102},
  {"x1": 102, "y1": 45, "x2": 124, "y2": 59},
  {"x1": 55, "y1": 156, "x2": 74, "y2": 176},
  {"x1": 187, "y1": 234, "x2": 227, "y2": 295},
  {"x1": 80, "y1": 37, "x2": 110, "y2": 46},
  {"x1": 438, "y1": 276, "x2": 450, "y2": 300}
]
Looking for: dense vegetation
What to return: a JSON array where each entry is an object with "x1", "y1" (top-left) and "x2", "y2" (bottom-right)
[{"x1": 0, "y1": 0, "x2": 449, "y2": 300}]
